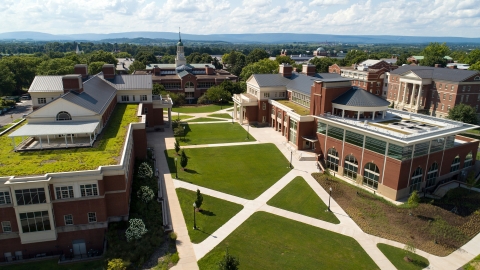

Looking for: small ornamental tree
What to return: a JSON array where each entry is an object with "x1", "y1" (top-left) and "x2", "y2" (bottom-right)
[
  {"x1": 137, "y1": 162, "x2": 153, "y2": 179},
  {"x1": 180, "y1": 150, "x2": 188, "y2": 170},
  {"x1": 218, "y1": 248, "x2": 239, "y2": 270},
  {"x1": 195, "y1": 189, "x2": 204, "y2": 210},
  {"x1": 137, "y1": 186, "x2": 155, "y2": 203},
  {"x1": 407, "y1": 190, "x2": 420, "y2": 216},
  {"x1": 403, "y1": 241, "x2": 416, "y2": 262},
  {"x1": 125, "y1": 218, "x2": 148, "y2": 242},
  {"x1": 107, "y1": 258, "x2": 130, "y2": 270},
  {"x1": 174, "y1": 138, "x2": 181, "y2": 155}
]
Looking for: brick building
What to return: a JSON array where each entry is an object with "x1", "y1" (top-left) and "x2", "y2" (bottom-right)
[
  {"x1": 385, "y1": 65, "x2": 480, "y2": 118},
  {"x1": 234, "y1": 63, "x2": 479, "y2": 201},
  {"x1": 0, "y1": 65, "x2": 172, "y2": 262},
  {"x1": 134, "y1": 36, "x2": 238, "y2": 104}
]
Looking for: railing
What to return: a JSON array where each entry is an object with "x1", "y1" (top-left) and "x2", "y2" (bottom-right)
[{"x1": 152, "y1": 95, "x2": 173, "y2": 105}]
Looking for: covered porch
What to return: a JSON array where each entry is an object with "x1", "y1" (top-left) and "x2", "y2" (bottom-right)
[{"x1": 8, "y1": 121, "x2": 100, "y2": 151}]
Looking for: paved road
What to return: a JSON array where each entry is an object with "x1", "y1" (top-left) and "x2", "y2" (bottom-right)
[{"x1": 0, "y1": 100, "x2": 32, "y2": 125}]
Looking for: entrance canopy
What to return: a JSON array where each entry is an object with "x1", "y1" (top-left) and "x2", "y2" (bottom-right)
[{"x1": 9, "y1": 121, "x2": 99, "y2": 137}]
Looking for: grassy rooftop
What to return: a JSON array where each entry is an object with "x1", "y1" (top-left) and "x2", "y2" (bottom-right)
[
  {"x1": 276, "y1": 100, "x2": 310, "y2": 116},
  {"x1": 0, "y1": 104, "x2": 138, "y2": 177}
]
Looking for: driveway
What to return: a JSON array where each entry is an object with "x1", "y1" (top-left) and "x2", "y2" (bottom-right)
[{"x1": 0, "y1": 100, "x2": 32, "y2": 125}]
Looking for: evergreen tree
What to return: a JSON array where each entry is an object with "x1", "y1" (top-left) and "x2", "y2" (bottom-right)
[
  {"x1": 180, "y1": 150, "x2": 188, "y2": 170},
  {"x1": 195, "y1": 189, "x2": 203, "y2": 209},
  {"x1": 218, "y1": 248, "x2": 239, "y2": 270}
]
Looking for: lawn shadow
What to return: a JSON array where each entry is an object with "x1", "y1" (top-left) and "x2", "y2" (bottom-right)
[
  {"x1": 331, "y1": 211, "x2": 350, "y2": 218},
  {"x1": 200, "y1": 210, "x2": 216, "y2": 216},
  {"x1": 185, "y1": 169, "x2": 199, "y2": 174},
  {"x1": 411, "y1": 259, "x2": 429, "y2": 268},
  {"x1": 196, "y1": 228, "x2": 217, "y2": 238}
]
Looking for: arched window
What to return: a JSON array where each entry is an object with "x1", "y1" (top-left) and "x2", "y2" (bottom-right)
[
  {"x1": 426, "y1": 162, "x2": 438, "y2": 188},
  {"x1": 363, "y1": 162, "x2": 379, "y2": 189},
  {"x1": 326, "y1": 148, "x2": 339, "y2": 172},
  {"x1": 344, "y1": 155, "x2": 358, "y2": 180},
  {"x1": 56, "y1": 111, "x2": 72, "y2": 121},
  {"x1": 185, "y1": 81, "x2": 194, "y2": 89},
  {"x1": 409, "y1": 167, "x2": 423, "y2": 193},
  {"x1": 464, "y1": 152, "x2": 473, "y2": 168},
  {"x1": 450, "y1": 155, "x2": 460, "y2": 172}
]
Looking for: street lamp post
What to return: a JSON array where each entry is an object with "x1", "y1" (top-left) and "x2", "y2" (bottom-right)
[
  {"x1": 175, "y1": 157, "x2": 178, "y2": 179},
  {"x1": 183, "y1": 126, "x2": 186, "y2": 141},
  {"x1": 193, "y1": 202, "x2": 197, "y2": 230},
  {"x1": 246, "y1": 124, "x2": 250, "y2": 140},
  {"x1": 177, "y1": 112, "x2": 180, "y2": 121},
  {"x1": 289, "y1": 148, "x2": 293, "y2": 169},
  {"x1": 328, "y1": 187, "x2": 332, "y2": 212},
  {"x1": 220, "y1": 98, "x2": 223, "y2": 110}
]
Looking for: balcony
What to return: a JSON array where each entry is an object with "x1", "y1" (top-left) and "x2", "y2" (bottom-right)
[
  {"x1": 152, "y1": 95, "x2": 173, "y2": 108},
  {"x1": 233, "y1": 93, "x2": 258, "y2": 106}
]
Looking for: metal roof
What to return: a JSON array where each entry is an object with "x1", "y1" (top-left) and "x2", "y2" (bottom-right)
[
  {"x1": 177, "y1": 70, "x2": 189, "y2": 78},
  {"x1": 9, "y1": 121, "x2": 99, "y2": 137},
  {"x1": 99, "y1": 74, "x2": 152, "y2": 90},
  {"x1": 252, "y1": 74, "x2": 291, "y2": 87},
  {"x1": 146, "y1": 63, "x2": 215, "y2": 70},
  {"x1": 61, "y1": 76, "x2": 117, "y2": 114},
  {"x1": 28, "y1": 76, "x2": 64, "y2": 93},
  {"x1": 391, "y1": 65, "x2": 479, "y2": 82},
  {"x1": 332, "y1": 87, "x2": 390, "y2": 107}
]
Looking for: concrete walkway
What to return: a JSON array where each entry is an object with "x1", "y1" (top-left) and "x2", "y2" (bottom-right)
[{"x1": 150, "y1": 109, "x2": 480, "y2": 270}]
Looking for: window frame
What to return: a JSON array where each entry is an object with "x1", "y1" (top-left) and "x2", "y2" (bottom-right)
[
  {"x1": 55, "y1": 186, "x2": 74, "y2": 200},
  {"x1": 38, "y1": 98, "x2": 46, "y2": 104},
  {"x1": 1, "y1": 221, "x2": 12, "y2": 233},
  {"x1": 0, "y1": 191, "x2": 12, "y2": 205},
  {"x1": 64, "y1": 214, "x2": 73, "y2": 226},
  {"x1": 88, "y1": 212, "x2": 97, "y2": 223},
  {"x1": 80, "y1": 184, "x2": 99, "y2": 197},
  {"x1": 363, "y1": 163, "x2": 380, "y2": 190}
]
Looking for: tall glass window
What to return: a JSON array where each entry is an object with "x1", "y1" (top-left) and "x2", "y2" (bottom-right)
[
  {"x1": 328, "y1": 126, "x2": 344, "y2": 141},
  {"x1": 345, "y1": 131, "x2": 364, "y2": 147},
  {"x1": 450, "y1": 155, "x2": 460, "y2": 172},
  {"x1": 365, "y1": 136, "x2": 386, "y2": 155},
  {"x1": 363, "y1": 163, "x2": 380, "y2": 190},
  {"x1": 426, "y1": 162, "x2": 438, "y2": 188},
  {"x1": 289, "y1": 119, "x2": 297, "y2": 143},
  {"x1": 445, "y1": 136, "x2": 455, "y2": 149},
  {"x1": 409, "y1": 167, "x2": 423, "y2": 193},
  {"x1": 464, "y1": 152, "x2": 473, "y2": 168},
  {"x1": 430, "y1": 138, "x2": 445, "y2": 153},
  {"x1": 344, "y1": 155, "x2": 358, "y2": 180},
  {"x1": 326, "y1": 148, "x2": 339, "y2": 172},
  {"x1": 0, "y1": 191, "x2": 11, "y2": 205},
  {"x1": 15, "y1": 188, "x2": 46, "y2": 205},
  {"x1": 317, "y1": 122, "x2": 327, "y2": 134},
  {"x1": 19, "y1": 211, "x2": 51, "y2": 233},
  {"x1": 414, "y1": 142, "x2": 429, "y2": 157}
]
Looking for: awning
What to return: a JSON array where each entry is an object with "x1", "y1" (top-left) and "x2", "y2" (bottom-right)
[
  {"x1": 302, "y1": 136, "x2": 318, "y2": 142},
  {"x1": 9, "y1": 121, "x2": 100, "y2": 137}
]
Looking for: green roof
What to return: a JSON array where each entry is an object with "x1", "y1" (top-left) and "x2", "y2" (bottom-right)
[
  {"x1": 0, "y1": 104, "x2": 139, "y2": 177},
  {"x1": 276, "y1": 100, "x2": 310, "y2": 116}
]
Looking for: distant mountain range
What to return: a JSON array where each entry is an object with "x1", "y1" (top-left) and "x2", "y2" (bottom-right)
[{"x1": 1, "y1": 31, "x2": 480, "y2": 44}]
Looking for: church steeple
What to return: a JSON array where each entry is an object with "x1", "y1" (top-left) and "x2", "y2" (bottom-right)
[{"x1": 175, "y1": 27, "x2": 186, "y2": 67}]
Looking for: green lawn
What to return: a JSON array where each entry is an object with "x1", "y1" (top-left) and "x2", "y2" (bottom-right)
[
  {"x1": 207, "y1": 113, "x2": 232, "y2": 119},
  {"x1": 267, "y1": 176, "x2": 340, "y2": 224},
  {"x1": 166, "y1": 144, "x2": 290, "y2": 199},
  {"x1": 463, "y1": 254, "x2": 480, "y2": 270},
  {"x1": 187, "y1": 117, "x2": 226, "y2": 123},
  {"x1": 1, "y1": 258, "x2": 104, "y2": 270},
  {"x1": 176, "y1": 188, "x2": 244, "y2": 243},
  {"x1": 174, "y1": 123, "x2": 254, "y2": 145},
  {"x1": 377, "y1": 244, "x2": 429, "y2": 270},
  {"x1": 172, "y1": 103, "x2": 233, "y2": 113},
  {"x1": 173, "y1": 114, "x2": 194, "y2": 120},
  {"x1": 0, "y1": 104, "x2": 138, "y2": 176},
  {"x1": 198, "y1": 212, "x2": 379, "y2": 270}
]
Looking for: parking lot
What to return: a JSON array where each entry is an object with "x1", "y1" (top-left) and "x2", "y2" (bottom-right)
[{"x1": 0, "y1": 100, "x2": 32, "y2": 125}]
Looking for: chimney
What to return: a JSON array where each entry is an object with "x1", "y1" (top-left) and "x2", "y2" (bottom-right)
[
  {"x1": 153, "y1": 66, "x2": 161, "y2": 76},
  {"x1": 302, "y1": 64, "x2": 316, "y2": 76},
  {"x1": 74, "y1": 64, "x2": 88, "y2": 79},
  {"x1": 205, "y1": 65, "x2": 215, "y2": 75},
  {"x1": 102, "y1": 64, "x2": 116, "y2": 79},
  {"x1": 62, "y1": 74, "x2": 83, "y2": 94},
  {"x1": 279, "y1": 63, "x2": 293, "y2": 77}
]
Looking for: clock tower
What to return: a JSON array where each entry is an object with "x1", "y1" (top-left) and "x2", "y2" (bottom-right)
[{"x1": 175, "y1": 29, "x2": 187, "y2": 67}]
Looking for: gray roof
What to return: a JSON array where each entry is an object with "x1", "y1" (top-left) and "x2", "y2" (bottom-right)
[
  {"x1": 99, "y1": 74, "x2": 152, "y2": 90},
  {"x1": 177, "y1": 70, "x2": 190, "y2": 78},
  {"x1": 28, "y1": 76, "x2": 64, "y2": 93},
  {"x1": 61, "y1": 76, "x2": 117, "y2": 114},
  {"x1": 252, "y1": 73, "x2": 349, "y2": 95},
  {"x1": 146, "y1": 63, "x2": 215, "y2": 70},
  {"x1": 391, "y1": 65, "x2": 479, "y2": 82},
  {"x1": 9, "y1": 121, "x2": 99, "y2": 137},
  {"x1": 332, "y1": 87, "x2": 390, "y2": 107}
]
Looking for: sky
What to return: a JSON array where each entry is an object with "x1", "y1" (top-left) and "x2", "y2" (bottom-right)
[{"x1": 1, "y1": 0, "x2": 480, "y2": 37}]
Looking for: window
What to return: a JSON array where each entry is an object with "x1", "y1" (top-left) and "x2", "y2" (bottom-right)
[
  {"x1": 445, "y1": 84, "x2": 448, "y2": 89},
  {"x1": 463, "y1": 86, "x2": 466, "y2": 91},
  {"x1": 317, "y1": 122, "x2": 327, "y2": 134},
  {"x1": 450, "y1": 155, "x2": 460, "y2": 172},
  {"x1": 185, "y1": 81, "x2": 194, "y2": 89},
  {"x1": 163, "y1": 83, "x2": 181, "y2": 89},
  {"x1": 15, "y1": 188, "x2": 46, "y2": 205},
  {"x1": 88, "y1": 212, "x2": 97, "y2": 223},
  {"x1": 448, "y1": 105, "x2": 451, "y2": 112},
  {"x1": 449, "y1": 95, "x2": 452, "y2": 101},
  {"x1": 271, "y1": 108, "x2": 275, "y2": 115},
  {"x1": 466, "y1": 95, "x2": 469, "y2": 102},
  {"x1": 56, "y1": 111, "x2": 72, "y2": 121},
  {"x1": 80, "y1": 184, "x2": 98, "y2": 197},
  {"x1": 439, "y1": 83, "x2": 442, "y2": 88},
  {"x1": 289, "y1": 119, "x2": 297, "y2": 143},
  {"x1": 55, "y1": 186, "x2": 74, "y2": 199},
  {"x1": 363, "y1": 163, "x2": 379, "y2": 190},
  {"x1": 441, "y1": 104, "x2": 444, "y2": 110},
  {"x1": 414, "y1": 142, "x2": 429, "y2": 157},
  {"x1": 327, "y1": 126, "x2": 344, "y2": 141},
  {"x1": 430, "y1": 138, "x2": 445, "y2": 153},
  {"x1": 140, "y1": 95, "x2": 148, "y2": 101},
  {"x1": 1, "y1": 221, "x2": 11, "y2": 233},
  {"x1": 475, "y1": 76, "x2": 480, "y2": 81},
  {"x1": 132, "y1": 95, "x2": 135, "y2": 101},
  {"x1": 345, "y1": 130, "x2": 363, "y2": 147},
  {"x1": 477, "y1": 94, "x2": 480, "y2": 101},
  {"x1": 409, "y1": 167, "x2": 423, "y2": 193},
  {"x1": 262, "y1": 103, "x2": 266, "y2": 110},
  {"x1": 326, "y1": 148, "x2": 339, "y2": 172},
  {"x1": 263, "y1": 92, "x2": 270, "y2": 98},
  {"x1": 64, "y1": 214, "x2": 73, "y2": 226},
  {"x1": 197, "y1": 82, "x2": 215, "y2": 89},
  {"x1": 38, "y1": 98, "x2": 46, "y2": 104},
  {"x1": 365, "y1": 136, "x2": 386, "y2": 155},
  {"x1": 0, "y1": 191, "x2": 11, "y2": 205},
  {"x1": 143, "y1": 106, "x2": 148, "y2": 114},
  {"x1": 426, "y1": 162, "x2": 438, "y2": 188},
  {"x1": 344, "y1": 155, "x2": 358, "y2": 180},
  {"x1": 121, "y1": 95, "x2": 129, "y2": 102},
  {"x1": 464, "y1": 152, "x2": 473, "y2": 168},
  {"x1": 451, "y1": 85, "x2": 454, "y2": 90},
  {"x1": 19, "y1": 211, "x2": 51, "y2": 233},
  {"x1": 461, "y1": 95, "x2": 464, "y2": 102},
  {"x1": 443, "y1": 93, "x2": 446, "y2": 100}
]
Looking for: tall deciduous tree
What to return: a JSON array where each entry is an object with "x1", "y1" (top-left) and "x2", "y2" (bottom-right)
[
  {"x1": 152, "y1": 83, "x2": 166, "y2": 95},
  {"x1": 275, "y1": 55, "x2": 295, "y2": 65},
  {"x1": 419, "y1": 42, "x2": 451, "y2": 67},
  {"x1": 246, "y1": 48, "x2": 270, "y2": 64},
  {"x1": 1, "y1": 56, "x2": 41, "y2": 92},
  {"x1": 135, "y1": 51, "x2": 157, "y2": 65},
  {"x1": 128, "y1": 60, "x2": 146, "y2": 74},
  {"x1": 0, "y1": 63, "x2": 16, "y2": 96},
  {"x1": 447, "y1": 104, "x2": 478, "y2": 125},
  {"x1": 37, "y1": 58, "x2": 76, "y2": 75},
  {"x1": 205, "y1": 85, "x2": 231, "y2": 103},
  {"x1": 89, "y1": 61, "x2": 106, "y2": 75},
  {"x1": 343, "y1": 50, "x2": 368, "y2": 66},
  {"x1": 89, "y1": 50, "x2": 118, "y2": 65},
  {"x1": 222, "y1": 51, "x2": 246, "y2": 76},
  {"x1": 240, "y1": 59, "x2": 279, "y2": 80}
]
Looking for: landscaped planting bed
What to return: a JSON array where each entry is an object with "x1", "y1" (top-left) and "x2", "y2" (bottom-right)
[
  {"x1": 198, "y1": 212, "x2": 379, "y2": 270},
  {"x1": 313, "y1": 173, "x2": 480, "y2": 256},
  {"x1": 165, "y1": 144, "x2": 290, "y2": 199},
  {"x1": 0, "y1": 104, "x2": 138, "y2": 176}
]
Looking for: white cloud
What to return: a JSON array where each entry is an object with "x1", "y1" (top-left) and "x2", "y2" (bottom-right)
[{"x1": 309, "y1": 0, "x2": 348, "y2": 6}]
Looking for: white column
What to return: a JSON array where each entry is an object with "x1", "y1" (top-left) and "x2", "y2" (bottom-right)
[
  {"x1": 65, "y1": 135, "x2": 68, "y2": 148},
  {"x1": 39, "y1": 137, "x2": 43, "y2": 149},
  {"x1": 239, "y1": 106, "x2": 243, "y2": 124},
  {"x1": 47, "y1": 135, "x2": 50, "y2": 144},
  {"x1": 409, "y1": 84, "x2": 417, "y2": 106},
  {"x1": 372, "y1": 111, "x2": 376, "y2": 120},
  {"x1": 357, "y1": 111, "x2": 360, "y2": 120},
  {"x1": 233, "y1": 103, "x2": 237, "y2": 120},
  {"x1": 402, "y1": 82, "x2": 408, "y2": 104},
  {"x1": 416, "y1": 84, "x2": 423, "y2": 109},
  {"x1": 168, "y1": 108, "x2": 172, "y2": 128},
  {"x1": 342, "y1": 110, "x2": 345, "y2": 118},
  {"x1": 382, "y1": 110, "x2": 386, "y2": 119}
]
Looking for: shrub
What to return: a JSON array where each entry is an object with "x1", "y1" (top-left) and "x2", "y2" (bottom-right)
[
  {"x1": 138, "y1": 162, "x2": 153, "y2": 179},
  {"x1": 108, "y1": 258, "x2": 130, "y2": 270},
  {"x1": 197, "y1": 94, "x2": 209, "y2": 104},
  {"x1": 174, "y1": 138, "x2": 180, "y2": 155},
  {"x1": 218, "y1": 248, "x2": 239, "y2": 270},
  {"x1": 125, "y1": 218, "x2": 148, "y2": 242},
  {"x1": 171, "y1": 252, "x2": 180, "y2": 264},
  {"x1": 169, "y1": 232, "x2": 177, "y2": 241},
  {"x1": 137, "y1": 186, "x2": 155, "y2": 203}
]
